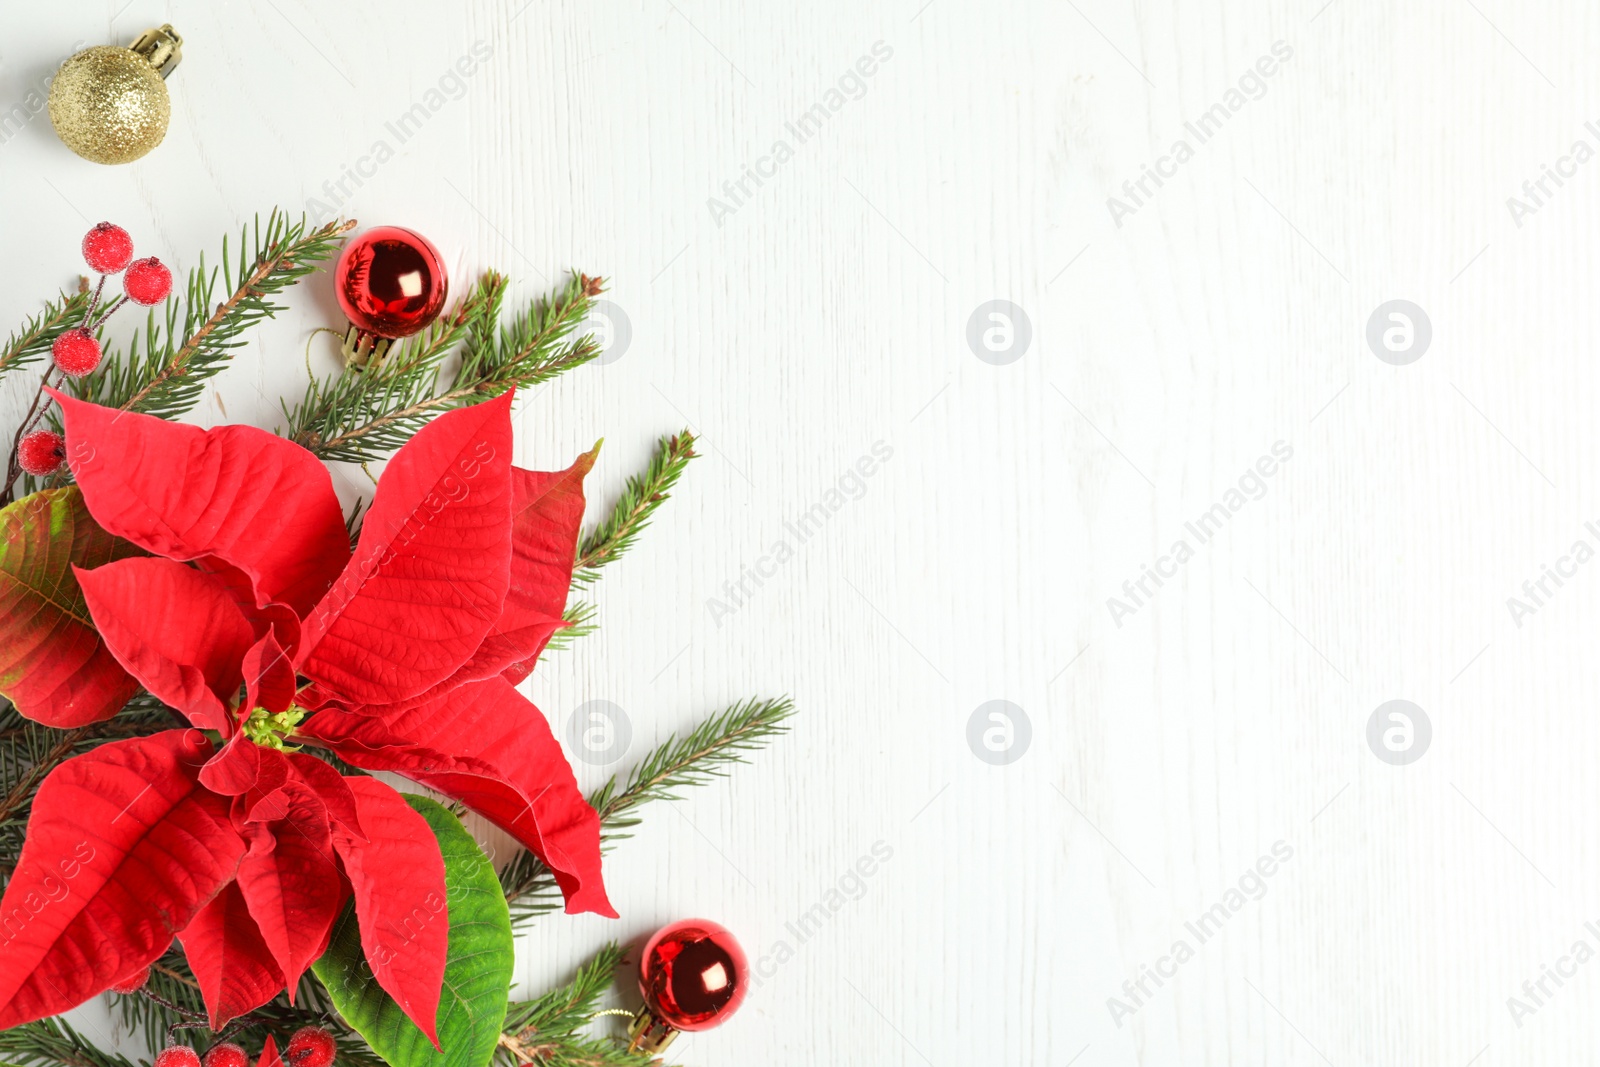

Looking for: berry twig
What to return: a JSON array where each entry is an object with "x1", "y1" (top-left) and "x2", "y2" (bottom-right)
[
  {"x1": 135, "y1": 987, "x2": 207, "y2": 1044},
  {"x1": 1, "y1": 223, "x2": 172, "y2": 503}
]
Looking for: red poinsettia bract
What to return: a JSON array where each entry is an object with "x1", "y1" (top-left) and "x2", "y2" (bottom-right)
[{"x1": 0, "y1": 389, "x2": 612, "y2": 1037}]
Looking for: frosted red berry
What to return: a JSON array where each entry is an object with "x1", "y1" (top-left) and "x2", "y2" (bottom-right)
[
  {"x1": 51, "y1": 328, "x2": 102, "y2": 376},
  {"x1": 154, "y1": 1047, "x2": 202, "y2": 1067},
  {"x1": 124, "y1": 257, "x2": 173, "y2": 305},
  {"x1": 82, "y1": 222, "x2": 134, "y2": 274},
  {"x1": 202, "y1": 1043, "x2": 247, "y2": 1067},
  {"x1": 285, "y1": 1027, "x2": 335, "y2": 1067},
  {"x1": 108, "y1": 966, "x2": 150, "y2": 994},
  {"x1": 17, "y1": 431, "x2": 65, "y2": 476}
]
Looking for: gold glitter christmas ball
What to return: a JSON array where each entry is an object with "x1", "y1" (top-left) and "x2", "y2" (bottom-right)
[{"x1": 48, "y1": 26, "x2": 182, "y2": 165}]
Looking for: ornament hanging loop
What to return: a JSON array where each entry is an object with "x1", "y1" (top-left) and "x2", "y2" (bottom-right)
[{"x1": 129, "y1": 25, "x2": 183, "y2": 79}]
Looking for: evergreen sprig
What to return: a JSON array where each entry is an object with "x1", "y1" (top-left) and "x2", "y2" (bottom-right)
[
  {"x1": 284, "y1": 272, "x2": 604, "y2": 464},
  {"x1": 0, "y1": 281, "x2": 92, "y2": 382},
  {"x1": 496, "y1": 944, "x2": 657, "y2": 1067},
  {"x1": 573, "y1": 432, "x2": 697, "y2": 587},
  {"x1": 500, "y1": 697, "x2": 794, "y2": 925},
  {"x1": 282, "y1": 273, "x2": 506, "y2": 463},
  {"x1": 69, "y1": 212, "x2": 353, "y2": 420},
  {"x1": 539, "y1": 602, "x2": 598, "y2": 659},
  {"x1": 538, "y1": 432, "x2": 699, "y2": 663},
  {"x1": 0, "y1": 1018, "x2": 140, "y2": 1067},
  {"x1": 589, "y1": 696, "x2": 795, "y2": 819}
]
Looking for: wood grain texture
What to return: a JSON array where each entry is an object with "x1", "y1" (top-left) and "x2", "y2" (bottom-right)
[{"x1": 4, "y1": 0, "x2": 1598, "y2": 1062}]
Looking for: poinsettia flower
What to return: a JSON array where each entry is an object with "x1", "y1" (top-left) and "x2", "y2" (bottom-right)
[{"x1": 0, "y1": 390, "x2": 610, "y2": 1035}]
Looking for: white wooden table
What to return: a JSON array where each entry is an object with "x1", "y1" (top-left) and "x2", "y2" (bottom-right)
[{"x1": 5, "y1": 0, "x2": 1596, "y2": 1062}]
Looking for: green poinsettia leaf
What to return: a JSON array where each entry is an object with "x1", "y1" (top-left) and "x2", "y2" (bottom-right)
[
  {"x1": 312, "y1": 795, "x2": 513, "y2": 1067},
  {"x1": 0, "y1": 486, "x2": 144, "y2": 726}
]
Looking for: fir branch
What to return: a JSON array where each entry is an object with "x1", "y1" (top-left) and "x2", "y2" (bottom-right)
[
  {"x1": 70, "y1": 212, "x2": 354, "y2": 421},
  {"x1": 589, "y1": 696, "x2": 795, "y2": 818},
  {"x1": 0, "y1": 280, "x2": 92, "y2": 381},
  {"x1": 500, "y1": 697, "x2": 794, "y2": 925},
  {"x1": 572, "y1": 432, "x2": 697, "y2": 587},
  {"x1": 538, "y1": 431, "x2": 699, "y2": 664},
  {"x1": 286, "y1": 272, "x2": 604, "y2": 465},
  {"x1": 501, "y1": 1036, "x2": 655, "y2": 1067},
  {"x1": 283, "y1": 273, "x2": 506, "y2": 463},
  {"x1": 497, "y1": 944, "x2": 657, "y2": 1067},
  {"x1": 450, "y1": 272, "x2": 604, "y2": 393},
  {"x1": 501, "y1": 943, "x2": 625, "y2": 1038},
  {"x1": 0, "y1": 1018, "x2": 141, "y2": 1067}
]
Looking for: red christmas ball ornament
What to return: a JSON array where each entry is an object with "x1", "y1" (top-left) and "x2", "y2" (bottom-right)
[
  {"x1": 154, "y1": 1047, "x2": 201, "y2": 1067},
  {"x1": 334, "y1": 226, "x2": 447, "y2": 367},
  {"x1": 628, "y1": 919, "x2": 749, "y2": 1054},
  {"x1": 124, "y1": 257, "x2": 173, "y2": 305},
  {"x1": 82, "y1": 222, "x2": 134, "y2": 274}
]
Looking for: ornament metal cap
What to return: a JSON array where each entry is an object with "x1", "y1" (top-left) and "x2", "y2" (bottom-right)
[
  {"x1": 129, "y1": 25, "x2": 183, "y2": 79},
  {"x1": 625, "y1": 1006, "x2": 680, "y2": 1055},
  {"x1": 340, "y1": 326, "x2": 392, "y2": 370}
]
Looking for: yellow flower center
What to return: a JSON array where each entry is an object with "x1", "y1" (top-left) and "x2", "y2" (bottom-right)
[{"x1": 242, "y1": 705, "x2": 306, "y2": 749}]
